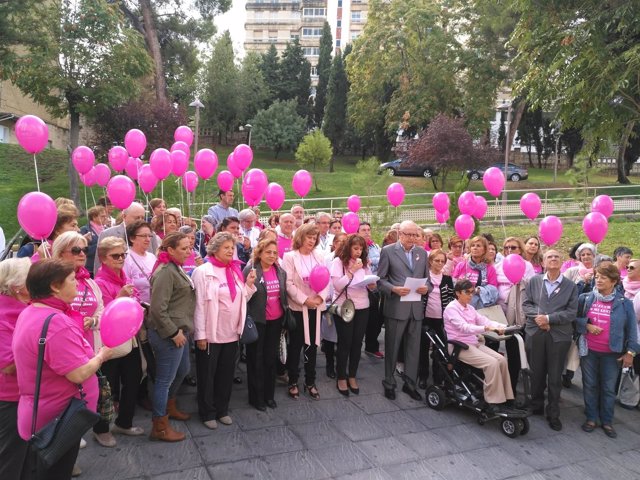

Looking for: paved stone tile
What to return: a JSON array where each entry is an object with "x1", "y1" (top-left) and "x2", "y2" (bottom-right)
[
  {"x1": 276, "y1": 401, "x2": 328, "y2": 425},
  {"x1": 334, "y1": 467, "x2": 394, "y2": 480},
  {"x1": 370, "y1": 409, "x2": 428, "y2": 435},
  {"x1": 421, "y1": 453, "x2": 496, "y2": 480},
  {"x1": 333, "y1": 415, "x2": 389, "y2": 442},
  {"x1": 243, "y1": 425, "x2": 305, "y2": 456},
  {"x1": 356, "y1": 436, "x2": 420, "y2": 466},
  {"x1": 187, "y1": 418, "x2": 240, "y2": 437},
  {"x1": 76, "y1": 444, "x2": 145, "y2": 480},
  {"x1": 153, "y1": 466, "x2": 212, "y2": 480},
  {"x1": 500, "y1": 433, "x2": 598, "y2": 470},
  {"x1": 432, "y1": 423, "x2": 502, "y2": 452},
  {"x1": 382, "y1": 460, "x2": 448, "y2": 480},
  {"x1": 232, "y1": 405, "x2": 286, "y2": 430},
  {"x1": 207, "y1": 458, "x2": 273, "y2": 480},
  {"x1": 195, "y1": 431, "x2": 253, "y2": 464},
  {"x1": 461, "y1": 446, "x2": 535, "y2": 479},
  {"x1": 396, "y1": 430, "x2": 457, "y2": 459},
  {"x1": 134, "y1": 439, "x2": 204, "y2": 477},
  {"x1": 312, "y1": 443, "x2": 374, "y2": 477},
  {"x1": 314, "y1": 397, "x2": 366, "y2": 420},
  {"x1": 405, "y1": 405, "x2": 473, "y2": 429},
  {"x1": 348, "y1": 392, "x2": 400, "y2": 415},
  {"x1": 262, "y1": 450, "x2": 331, "y2": 479},
  {"x1": 289, "y1": 420, "x2": 349, "y2": 450},
  {"x1": 606, "y1": 449, "x2": 640, "y2": 474}
]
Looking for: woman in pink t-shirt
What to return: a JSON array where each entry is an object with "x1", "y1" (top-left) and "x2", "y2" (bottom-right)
[
  {"x1": 0, "y1": 258, "x2": 31, "y2": 480},
  {"x1": 452, "y1": 236, "x2": 499, "y2": 309},
  {"x1": 13, "y1": 259, "x2": 112, "y2": 479},
  {"x1": 243, "y1": 239, "x2": 288, "y2": 411},
  {"x1": 330, "y1": 234, "x2": 375, "y2": 396}
]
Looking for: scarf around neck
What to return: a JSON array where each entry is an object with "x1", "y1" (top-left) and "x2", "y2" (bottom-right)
[
  {"x1": 152, "y1": 251, "x2": 183, "y2": 274},
  {"x1": 468, "y1": 258, "x2": 488, "y2": 286},
  {"x1": 623, "y1": 277, "x2": 640, "y2": 300},
  {"x1": 593, "y1": 289, "x2": 616, "y2": 303},
  {"x1": 36, "y1": 296, "x2": 74, "y2": 316},
  {"x1": 96, "y1": 264, "x2": 127, "y2": 288},
  {"x1": 75, "y1": 266, "x2": 91, "y2": 281},
  {"x1": 209, "y1": 256, "x2": 243, "y2": 301}
]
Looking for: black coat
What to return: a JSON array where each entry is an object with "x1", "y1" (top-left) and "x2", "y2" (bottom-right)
[{"x1": 243, "y1": 262, "x2": 288, "y2": 324}]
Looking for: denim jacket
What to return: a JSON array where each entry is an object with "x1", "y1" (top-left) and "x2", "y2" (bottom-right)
[{"x1": 576, "y1": 290, "x2": 640, "y2": 354}]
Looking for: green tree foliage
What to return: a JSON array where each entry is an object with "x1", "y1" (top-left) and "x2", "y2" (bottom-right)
[
  {"x1": 259, "y1": 44, "x2": 281, "y2": 104},
  {"x1": 251, "y1": 100, "x2": 306, "y2": 159},
  {"x1": 295, "y1": 130, "x2": 333, "y2": 191},
  {"x1": 238, "y1": 52, "x2": 270, "y2": 124},
  {"x1": 314, "y1": 22, "x2": 333, "y2": 127},
  {"x1": 278, "y1": 40, "x2": 312, "y2": 120},
  {"x1": 323, "y1": 51, "x2": 348, "y2": 167}
]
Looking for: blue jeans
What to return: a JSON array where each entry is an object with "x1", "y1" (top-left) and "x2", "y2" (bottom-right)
[
  {"x1": 581, "y1": 349, "x2": 620, "y2": 425},
  {"x1": 148, "y1": 328, "x2": 190, "y2": 418}
]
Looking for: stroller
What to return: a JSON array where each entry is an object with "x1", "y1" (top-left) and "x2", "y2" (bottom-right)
[{"x1": 424, "y1": 326, "x2": 532, "y2": 438}]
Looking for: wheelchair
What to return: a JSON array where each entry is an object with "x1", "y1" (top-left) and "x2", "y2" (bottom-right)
[{"x1": 423, "y1": 327, "x2": 532, "y2": 438}]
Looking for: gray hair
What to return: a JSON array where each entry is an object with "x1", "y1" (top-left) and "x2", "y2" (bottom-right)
[
  {"x1": 206, "y1": 232, "x2": 236, "y2": 256},
  {"x1": 166, "y1": 207, "x2": 182, "y2": 218},
  {"x1": 52, "y1": 231, "x2": 87, "y2": 258},
  {"x1": 315, "y1": 211, "x2": 331, "y2": 221},
  {"x1": 179, "y1": 225, "x2": 194, "y2": 235},
  {"x1": 238, "y1": 209, "x2": 256, "y2": 222},
  {"x1": 0, "y1": 258, "x2": 32, "y2": 295},
  {"x1": 576, "y1": 243, "x2": 596, "y2": 256},
  {"x1": 123, "y1": 202, "x2": 144, "y2": 216}
]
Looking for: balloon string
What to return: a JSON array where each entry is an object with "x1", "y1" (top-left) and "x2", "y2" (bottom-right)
[
  {"x1": 83, "y1": 185, "x2": 89, "y2": 223},
  {"x1": 201, "y1": 179, "x2": 207, "y2": 219},
  {"x1": 33, "y1": 154, "x2": 41, "y2": 192},
  {"x1": 499, "y1": 197, "x2": 507, "y2": 239},
  {"x1": 89, "y1": 187, "x2": 96, "y2": 207}
]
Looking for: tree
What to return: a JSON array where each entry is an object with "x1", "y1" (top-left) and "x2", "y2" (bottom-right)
[
  {"x1": 0, "y1": 0, "x2": 151, "y2": 204},
  {"x1": 259, "y1": 44, "x2": 281, "y2": 104},
  {"x1": 323, "y1": 51, "x2": 348, "y2": 169},
  {"x1": 314, "y1": 22, "x2": 333, "y2": 127},
  {"x1": 202, "y1": 32, "x2": 240, "y2": 145},
  {"x1": 278, "y1": 40, "x2": 312, "y2": 120},
  {"x1": 251, "y1": 100, "x2": 306, "y2": 159},
  {"x1": 295, "y1": 130, "x2": 333, "y2": 191},
  {"x1": 238, "y1": 52, "x2": 270, "y2": 124}
]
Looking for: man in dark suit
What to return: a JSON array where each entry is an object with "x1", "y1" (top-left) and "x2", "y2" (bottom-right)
[
  {"x1": 377, "y1": 221, "x2": 430, "y2": 400},
  {"x1": 522, "y1": 249, "x2": 578, "y2": 431}
]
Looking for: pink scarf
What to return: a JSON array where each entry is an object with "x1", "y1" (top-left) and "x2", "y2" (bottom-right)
[
  {"x1": 152, "y1": 251, "x2": 183, "y2": 275},
  {"x1": 36, "y1": 296, "x2": 75, "y2": 317},
  {"x1": 623, "y1": 277, "x2": 640, "y2": 300},
  {"x1": 75, "y1": 266, "x2": 91, "y2": 280},
  {"x1": 209, "y1": 256, "x2": 243, "y2": 301},
  {"x1": 90, "y1": 221, "x2": 104, "y2": 235}
]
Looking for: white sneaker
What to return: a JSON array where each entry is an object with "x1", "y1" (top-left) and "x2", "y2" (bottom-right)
[
  {"x1": 72, "y1": 464, "x2": 82, "y2": 477},
  {"x1": 93, "y1": 432, "x2": 117, "y2": 447},
  {"x1": 111, "y1": 425, "x2": 145, "y2": 436},
  {"x1": 218, "y1": 416, "x2": 233, "y2": 425},
  {"x1": 204, "y1": 420, "x2": 218, "y2": 430},
  {"x1": 79, "y1": 438, "x2": 87, "y2": 449}
]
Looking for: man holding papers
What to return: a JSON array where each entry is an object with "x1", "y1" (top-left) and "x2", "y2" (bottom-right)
[{"x1": 377, "y1": 221, "x2": 431, "y2": 401}]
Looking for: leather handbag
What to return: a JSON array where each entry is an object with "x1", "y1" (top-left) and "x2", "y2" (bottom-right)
[
  {"x1": 282, "y1": 308, "x2": 297, "y2": 331},
  {"x1": 240, "y1": 313, "x2": 259, "y2": 344},
  {"x1": 30, "y1": 314, "x2": 100, "y2": 469}
]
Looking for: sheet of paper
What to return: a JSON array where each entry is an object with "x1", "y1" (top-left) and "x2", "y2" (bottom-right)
[
  {"x1": 352, "y1": 275, "x2": 379, "y2": 288},
  {"x1": 400, "y1": 277, "x2": 428, "y2": 302}
]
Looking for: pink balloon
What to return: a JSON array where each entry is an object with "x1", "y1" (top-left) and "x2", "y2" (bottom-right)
[
  {"x1": 243, "y1": 168, "x2": 268, "y2": 206},
  {"x1": 582, "y1": 212, "x2": 608, "y2": 244},
  {"x1": 107, "y1": 175, "x2": 136, "y2": 210},
  {"x1": 309, "y1": 265, "x2": 330, "y2": 293},
  {"x1": 149, "y1": 148, "x2": 172, "y2": 180},
  {"x1": 171, "y1": 150, "x2": 189, "y2": 177},
  {"x1": 15, "y1": 115, "x2": 49, "y2": 154},
  {"x1": 483, "y1": 167, "x2": 506, "y2": 197},
  {"x1": 80, "y1": 168, "x2": 96, "y2": 187},
  {"x1": 347, "y1": 195, "x2": 361, "y2": 213},
  {"x1": 125, "y1": 157, "x2": 141, "y2": 180},
  {"x1": 454, "y1": 214, "x2": 475, "y2": 240},
  {"x1": 265, "y1": 182, "x2": 285, "y2": 210},
  {"x1": 520, "y1": 193, "x2": 541, "y2": 220},
  {"x1": 241, "y1": 183, "x2": 261, "y2": 207},
  {"x1": 108, "y1": 146, "x2": 128, "y2": 172},
  {"x1": 227, "y1": 153, "x2": 243, "y2": 179},
  {"x1": 93, "y1": 163, "x2": 111, "y2": 187},
  {"x1": 432, "y1": 192, "x2": 450, "y2": 213},
  {"x1": 124, "y1": 129, "x2": 146, "y2": 158},
  {"x1": 435, "y1": 210, "x2": 450, "y2": 224},
  {"x1": 591, "y1": 195, "x2": 614, "y2": 219},
  {"x1": 234, "y1": 144, "x2": 253, "y2": 171},
  {"x1": 18, "y1": 192, "x2": 57, "y2": 240},
  {"x1": 171, "y1": 141, "x2": 190, "y2": 159},
  {"x1": 194, "y1": 149, "x2": 218, "y2": 180},
  {"x1": 502, "y1": 254, "x2": 526, "y2": 284},
  {"x1": 174, "y1": 125, "x2": 194, "y2": 146},
  {"x1": 457, "y1": 191, "x2": 476, "y2": 215},
  {"x1": 473, "y1": 196, "x2": 488, "y2": 220},
  {"x1": 217, "y1": 170, "x2": 234, "y2": 192},
  {"x1": 100, "y1": 297, "x2": 144, "y2": 348},
  {"x1": 138, "y1": 164, "x2": 158, "y2": 194},
  {"x1": 292, "y1": 170, "x2": 312, "y2": 198},
  {"x1": 538, "y1": 216, "x2": 563, "y2": 246},
  {"x1": 386, "y1": 182, "x2": 405, "y2": 207},
  {"x1": 71, "y1": 146, "x2": 95, "y2": 174},
  {"x1": 183, "y1": 170, "x2": 199, "y2": 193},
  {"x1": 342, "y1": 212, "x2": 360, "y2": 233}
]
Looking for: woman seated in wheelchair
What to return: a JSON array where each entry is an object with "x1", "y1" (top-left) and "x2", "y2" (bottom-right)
[{"x1": 443, "y1": 280, "x2": 514, "y2": 411}]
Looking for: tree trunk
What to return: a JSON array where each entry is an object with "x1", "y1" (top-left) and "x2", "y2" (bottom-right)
[
  {"x1": 329, "y1": 156, "x2": 334, "y2": 173},
  {"x1": 507, "y1": 101, "x2": 526, "y2": 161},
  {"x1": 617, "y1": 121, "x2": 633, "y2": 184},
  {"x1": 68, "y1": 108, "x2": 81, "y2": 207},
  {"x1": 139, "y1": 0, "x2": 168, "y2": 104}
]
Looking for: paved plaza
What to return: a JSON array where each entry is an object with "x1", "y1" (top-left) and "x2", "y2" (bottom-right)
[{"x1": 76, "y1": 347, "x2": 640, "y2": 480}]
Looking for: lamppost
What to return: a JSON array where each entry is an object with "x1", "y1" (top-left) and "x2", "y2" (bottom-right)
[
  {"x1": 241, "y1": 123, "x2": 252, "y2": 147},
  {"x1": 189, "y1": 98, "x2": 204, "y2": 152}
]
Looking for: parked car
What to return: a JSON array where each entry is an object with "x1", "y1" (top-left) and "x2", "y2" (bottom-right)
[
  {"x1": 466, "y1": 163, "x2": 529, "y2": 182},
  {"x1": 377, "y1": 158, "x2": 437, "y2": 178}
]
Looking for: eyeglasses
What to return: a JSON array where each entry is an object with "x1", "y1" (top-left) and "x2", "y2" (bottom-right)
[
  {"x1": 431, "y1": 259, "x2": 446, "y2": 264},
  {"x1": 462, "y1": 289, "x2": 475, "y2": 295},
  {"x1": 135, "y1": 234, "x2": 153, "y2": 238},
  {"x1": 400, "y1": 232, "x2": 420, "y2": 238},
  {"x1": 69, "y1": 246, "x2": 89, "y2": 256},
  {"x1": 108, "y1": 253, "x2": 128, "y2": 260},
  {"x1": 504, "y1": 245, "x2": 520, "y2": 251}
]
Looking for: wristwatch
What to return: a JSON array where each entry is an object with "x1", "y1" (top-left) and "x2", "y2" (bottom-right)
[{"x1": 627, "y1": 350, "x2": 637, "y2": 358}]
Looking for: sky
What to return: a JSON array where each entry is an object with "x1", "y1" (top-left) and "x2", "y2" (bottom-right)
[{"x1": 214, "y1": 0, "x2": 247, "y2": 56}]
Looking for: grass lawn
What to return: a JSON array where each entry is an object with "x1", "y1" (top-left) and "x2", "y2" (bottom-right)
[{"x1": 1, "y1": 143, "x2": 638, "y2": 252}]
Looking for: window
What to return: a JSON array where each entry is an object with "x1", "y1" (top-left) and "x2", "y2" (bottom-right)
[
  {"x1": 336, "y1": 39, "x2": 341, "y2": 47},
  {"x1": 351, "y1": 32, "x2": 360, "y2": 41},
  {"x1": 0, "y1": 126, "x2": 7, "y2": 143},
  {"x1": 302, "y1": 27, "x2": 322, "y2": 37},
  {"x1": 303, "y1": 47, "x2": 320, "y2": 56},
  {"x1": 338, "y1": 0, "x2": 342, "y2": 6},
  {"x1": 351, "y1": 11, "x2": 362, "y2": 23},
  {"x1": 303, "y1": 8, "x2": 326, "y2": 17},
  {"x1": 310, "y1": 66, "x2": 318, "y2": 77},
  {"x1": 337, "y1": 20, "x2": 341, "y2": 28},
  {"x1": 291, "y1": 33, "x2": 299, "y2": 40}
]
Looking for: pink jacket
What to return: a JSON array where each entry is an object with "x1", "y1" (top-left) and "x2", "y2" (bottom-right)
[
  {"x1": 0, "y1": 294, "x2": 27, "y2": 401},
  {"x1": 331, "y1": 257, "x2": 372, "y2": 309},
  {"x1": 443, "y1": 299, "x2": 503, "y2": 346},
  {"x1": 192, "y1": 262, "x2": 256, "y2": 344},
  {"x1": 283, "y1": 250, "x2": 331, "y2": 311}
]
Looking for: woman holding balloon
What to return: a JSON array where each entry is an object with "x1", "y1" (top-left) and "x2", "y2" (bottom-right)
[
  {"x1": 283, "y1": 223, "x2": 331, "y2": 400},
  {"x1": 452, "y1": 236, "x2": 499, "y2": 309}
]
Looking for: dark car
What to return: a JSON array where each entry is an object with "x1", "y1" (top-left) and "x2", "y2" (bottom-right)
[
  {"x1": 466, "y1": 163, "x2": 529, "y2": 182},
  {"x1": 377, "y1": 158, "x2": 437, "y2": 178}
]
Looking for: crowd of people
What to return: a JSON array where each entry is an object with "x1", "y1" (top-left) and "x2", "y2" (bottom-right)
[{"x1": 0, "y1": 188, "x2": 639, "y2": 479}]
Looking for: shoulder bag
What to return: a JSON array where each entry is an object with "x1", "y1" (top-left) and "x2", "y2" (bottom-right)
[
  {"x1": 30, "y1": 314, "x2": 100, "y2": 469},
  {"x1": 240, "y1": 313, "x2": 259, "y2": 344}
]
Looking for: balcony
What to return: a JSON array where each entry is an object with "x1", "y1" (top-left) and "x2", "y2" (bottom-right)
[
  {"x1": 301, "y1": 0, "x2": 326, "y2": 7},
  {"x1": 246, "y1": 0, "x2": 301, "y2": 9},
  {"x1": 246, "y1": 19, "x2": 300, "y2": 26},
  {"x1": 302, "y1": 16, "x2": 326, "y2": 25}
]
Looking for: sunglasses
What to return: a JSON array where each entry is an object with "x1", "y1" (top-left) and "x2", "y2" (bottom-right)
[
  {"x1": 504, "y1": 245, "x2": 520, "y2": 251},
  {"x1": 462, "y1": 289, "x2": 475, "y2": 295},
  {"x1": 69, "y1": 246, "x2": 89, "y2": 256},
  {"x1": 108, "y1": 253, "x2": 128, "y2": 260}
]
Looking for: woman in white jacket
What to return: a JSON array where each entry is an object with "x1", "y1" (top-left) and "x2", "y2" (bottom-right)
[{"x1": 192, "y1": 232, "x2": 256, "y2": 430}]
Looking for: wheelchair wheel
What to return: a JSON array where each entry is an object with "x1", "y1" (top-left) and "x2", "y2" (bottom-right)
[
  {"x1": 517, "y1": 417, "x2": 530, "y2": 436},
  {"x1": 426, "y1": 385, "x2": 446, "y2": 411},
  {"x1": 500, "y1": 418, "x2": 522, "y2": 438}
]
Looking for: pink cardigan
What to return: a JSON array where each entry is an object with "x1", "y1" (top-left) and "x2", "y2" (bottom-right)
[
  {"x1": 192, "y1": 262, "x2": 256, "y2": 344},
  {"x1": 330, "y1": 257, "x2": 371, "y2": 309},
  {"x1": 443, "y1": 299, "x2": 503, "y2": 346}
]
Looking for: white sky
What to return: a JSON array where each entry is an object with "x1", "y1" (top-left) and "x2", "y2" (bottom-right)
[{"x1": 214, "y1": 0, "x2": 247, "y2": 57}]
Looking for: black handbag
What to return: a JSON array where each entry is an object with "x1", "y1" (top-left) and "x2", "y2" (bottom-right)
[
  {"x1": 30, "y1": 314, "x2": 100, "y2": 469},
  {"x1": 240, "y1": 314, "x2": 259, "y2": 344},
  {"x1": 282, "y1": 308, "x2": 297, "y2": 331}
]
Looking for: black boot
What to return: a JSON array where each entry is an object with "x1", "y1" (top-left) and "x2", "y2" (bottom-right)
[{"x1": 324, "y1": 341, "x2": 336, "y2": 379}]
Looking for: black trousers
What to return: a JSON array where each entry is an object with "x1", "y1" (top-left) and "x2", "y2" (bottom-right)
[
  {"x1": 195, "y1": 341, "x2": 238, "y2": 422},
  {"x1": 418, "y1": 317, "x2": 446, "y2": 384},
  {"x1": 526, "y1": 330, "x2": 571, "y2": 420},
  {"x1": 246, "y1": 317, "x2": 283, "y2": 406},
  {"x1": 364, "y1": 291, "x2": 383, "y2": 352},
  {"x1": 94, "y1": 347, "x2": 142, "y2": 433},
  {"x1": 0, "y1": 401, "x2": 29, "y2": 480},
  {"x1": 335, "y1": 308, "x2": 369, "y2": 380},
  {"x1": 287, "y1": 310, "x2": 318, "y2": 386}
]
